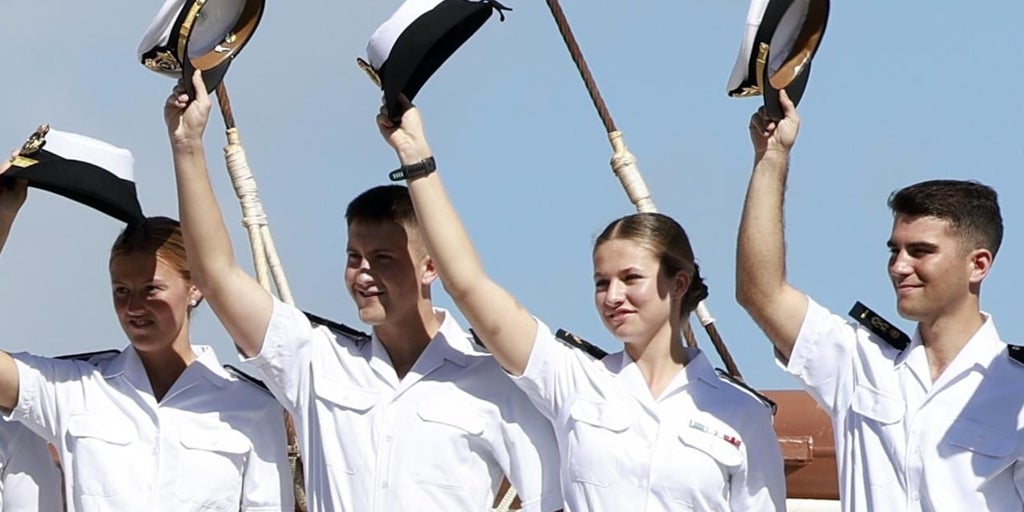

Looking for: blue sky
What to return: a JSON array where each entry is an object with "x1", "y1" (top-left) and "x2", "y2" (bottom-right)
[{"x1": 1, "y1": 0, "x2": 1022, "y2": 390}]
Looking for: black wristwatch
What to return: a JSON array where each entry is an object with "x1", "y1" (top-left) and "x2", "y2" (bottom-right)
[{"x1": 389, "y1": 156, "x2": 436, "y2": 182}]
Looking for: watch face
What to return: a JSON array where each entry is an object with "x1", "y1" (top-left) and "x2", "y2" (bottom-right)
[{"x1": 189, "y1": 0, "x2": 247, "y2": 59}]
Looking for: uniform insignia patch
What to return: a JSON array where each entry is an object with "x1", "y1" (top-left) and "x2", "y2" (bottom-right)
[
  {"x1": 555, "y1": 329, "x2": 608, "y2": 360},
  {"x1": 1007, "y1": 345, "x2": 1024, "y2": 365},
  {"x1": 849, "y1": 302, "x2": 910, "y2": 351},
  {"x1": 303, "y1": 311, "x2": 371, "y2": 343}
]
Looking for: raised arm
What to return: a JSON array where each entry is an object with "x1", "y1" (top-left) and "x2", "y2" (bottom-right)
[
  {"x1": 377, "y1": 101, "x2": 537, "y2": 375},
  {"x1": 164, "y1": 71, "x2": 272, "y2": 358},
  {"x1": 0, "y1": 153, "x2": 28, "y2": 408},
  {"x1": 735, "y1": 90, "x2": 809, "y2": 362}
]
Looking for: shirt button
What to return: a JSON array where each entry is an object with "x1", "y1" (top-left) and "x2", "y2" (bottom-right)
[
  {"x1": 384, "y1": 435, "x2": 393, "y2": 443},
  {"x1": 381, "y1": 481, "x2": 388, "y2": 490},
  {"x1": 911, "y1": 492, "x2": 920, "y2": 501}
]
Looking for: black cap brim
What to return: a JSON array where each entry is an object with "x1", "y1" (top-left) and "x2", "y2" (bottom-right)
[
  {"x1": 378, "y1": 1, "x2": 495, "y2": 123},
  {"x1": 5, "y1": 151, "x2": 145, "y2": 225}
]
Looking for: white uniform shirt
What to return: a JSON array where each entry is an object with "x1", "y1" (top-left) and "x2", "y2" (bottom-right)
[
  {"x1": 510, "y1": 319, "x2": 786, "y2": 512},
  {"x1": 0, "y1": 419, "x2": 62, "y2": 512},
  {"x1": 7, "y1": 345, "x2": 293, "y2": 512},
  {"x1": 784, "y1": 298, "x2": 1024, "y2": 512},
  {"x1": 246, "y1": 299, "x2": 563, "y2": 512}
]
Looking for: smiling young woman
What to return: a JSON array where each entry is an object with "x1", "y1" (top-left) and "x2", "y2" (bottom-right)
[
  {"x1": 379, "y1": 99, "x2": 786, "y2": 512},
  {"x1": 0, "y1": 155, "x2": 293, "y2": 511}
]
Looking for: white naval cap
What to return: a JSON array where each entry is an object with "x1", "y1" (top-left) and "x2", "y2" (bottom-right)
[
  {"x1": 359, "y1": 0, "x2": 511, "y2": 124},
  {"x1": 6, "y1": 125, "x2": 145, "y2": 224},
  {"x1": 138, "y1": 0, "x2": 265, "y2": 96},
  {"x1": 726, "y1": 0, "x2": 829, "y2": 120}
]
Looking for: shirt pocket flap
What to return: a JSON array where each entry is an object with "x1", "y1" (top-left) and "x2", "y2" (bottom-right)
[
  {"x1": 568, "y1": 400, "x2": 634, "y2": 433},
  {"x1": 946, "y1": 420, "x2": 1015, "y2": 458},
  {"x1": 312, "y1": 373, "x2": 379, "y2": 412},
  {"x1": 850, "y1": 385, "x2": 904, "y2": 424},
  {"x1": 678, "y1": 425, "x2": 743, "y2": 467},
  {"x1": 67, "y1": 413, "x2": 136, "y2": 445},
  {"x1": 417, "y1": 403, "x2": 486, "y2": 435},
  {"x1": 179, "y1": 428, "x2": 252, "y2": 455}
]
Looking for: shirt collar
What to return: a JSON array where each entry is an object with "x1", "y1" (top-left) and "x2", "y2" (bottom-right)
[
  {"x1": 896, "y1": 312, "x2": 1004, "y2": 381},
  {"x1": 368, "y1": 308, "x2": 473, "y2": 385},
  {"x1": 609, "y1": 347, "x2": 720, "y2": 405},
  {"x1": 101, "y1": 345, "x2": 229, "y2": 390}
]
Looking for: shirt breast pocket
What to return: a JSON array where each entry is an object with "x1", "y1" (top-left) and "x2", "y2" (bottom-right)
[
  {"x1": 412, "y1": 403, "x2": 487, "y2": 492},
  {"x1": 66, "y1": 413, "x2": 137, "y2": 497},
  {"x1": 849, "y1": 385, "x2": 904, "y2": 487},
  {"x1": 567, "y1": 399, "x2": 634, "y2": 487},
  {"x1": 174, "y1": 427, "x2": 251, "y2": 511},
  {"x1": 943, "y1": 419, "x2": 1017, "y2": 484}
]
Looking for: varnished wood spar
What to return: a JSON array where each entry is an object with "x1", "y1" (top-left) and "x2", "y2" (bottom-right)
[
  {"x1": 543, "y1": 0, "x2": 742, "y2": 379},
  {"x1": 214, "y1": 82, "x2": 307, "y2": 512}
]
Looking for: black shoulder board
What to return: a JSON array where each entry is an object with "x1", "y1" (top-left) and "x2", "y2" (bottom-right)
[
  {"x1": 714, "y1": 369, "x2": 778, "y2": 415},
  {"x1": 848, "y1": 302, "x2": 910, "y2": 351},
  {"x1": 555, "y1": 329, "x2": 608, "y2": 360},
  {"x1": 223, "y1": 364, "x2": 271, "y2": 394},
  {"x1": 303, "y1": 311, "x2": 371, "y2": 342},
  {"x1": 1007, "y1": 345, "x2": 1024, "y2": 366},
  {"x1": 55, "y1": 349, "x2": 121, "y2": 363}
]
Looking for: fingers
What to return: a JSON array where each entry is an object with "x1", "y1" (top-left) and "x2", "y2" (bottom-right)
[
  {"x1": 191, "y1": 70, "x2": 210, "y2": 105},
  {"x1": 0, "y1": 151, "x2": 16, "y2": 174},
  {"x1": 778, "y1": 89, "x2": 799, "y2": 122}
]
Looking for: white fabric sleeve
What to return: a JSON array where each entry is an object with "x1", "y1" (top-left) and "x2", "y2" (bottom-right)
[
  {"x1": 494, "y1": 385, "x2": 564, "y2": 512},
  {"x1": 509, "y1": 318, "x2": 592, "y2": 423},
  {"x1": 5, "y1": 354, "x2": 89, "y2": 444},
  {"x1": 728, "y1": 406, "x2": 786, "y2": 511},
  {"x1": 778, "y1": 297, "x2": 860, "y2": 415},
  {"x1": 240, "y1": 400, "x2": 294, "y2": 511},
  {"x1": 242, "y1": 298, "x2": 317, "y2": 414}
]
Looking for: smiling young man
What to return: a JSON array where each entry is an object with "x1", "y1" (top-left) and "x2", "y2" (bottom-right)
[
  {"x1": 736, "y1": 92, "x2": 1024, "y2": 511},
  {"x1": 166, "y1": 72, "x2": 562, "y2": 512}
]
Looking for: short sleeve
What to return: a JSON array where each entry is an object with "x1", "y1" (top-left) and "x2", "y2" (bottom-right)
[
  {"x1": 5, "y1": 354, "x2": 89, "y2": 444},
  {"x1": 779, "y1": 297, "x2": 860, "y2": 415},
  {"x1": 242, "y1": 298, "x2": 318, "y2": 414},
  {"x1": 509, "y1": 319, "x2": 595, "y2": 422}
]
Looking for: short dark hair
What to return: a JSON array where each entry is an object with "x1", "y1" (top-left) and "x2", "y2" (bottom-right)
[
  {"x1": 888, "y1": 180, "x2": 1003, "y2": 256},
  {"x1": 345, "y1": 185, "x2": 418, "y2": 227}
]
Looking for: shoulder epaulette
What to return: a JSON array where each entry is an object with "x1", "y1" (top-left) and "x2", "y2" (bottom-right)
[
  {"x1": 555, "y1": 329, "x2": 608, "y2": 360},
  {"x1": 714, "y1": 369, "x2": 777, "y2": 415},
  {"x1": 55, "y1": 349, "x2": 121, "y2": 364},
  {"x1": 848, "y1": 301, "x2": 910, "y2": 351},
  {"x1": 303, "y1": 311, "x2": 371, "y2": 342},
  {"x1": 1007, "y1": 345, "x2": 1024, "y2": 366},
  {"x1": 223, "y1": 364, "x2": 272, "y2": 395}
]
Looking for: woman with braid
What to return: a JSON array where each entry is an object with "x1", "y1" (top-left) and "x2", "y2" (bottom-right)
[{"x1": 377, "y1": 97, "x2": 786, "y2": 511}]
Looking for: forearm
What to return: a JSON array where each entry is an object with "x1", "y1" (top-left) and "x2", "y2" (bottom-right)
[
  {"x1": 171, "y1": 139, "x2": 272, "y2": 356},
  {"x1": 736, "y1": 151, "x2": 791, "y2": 309},
  {"x1": 172, "y1": 141, "x2": 239, "y2": 288}
]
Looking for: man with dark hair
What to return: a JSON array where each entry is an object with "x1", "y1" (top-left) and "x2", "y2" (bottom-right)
[
  {"x1": 164, "y1": 72, "x2": 562, "y2": 512},
  {"x1": 736, "y1": 92, "x2": 1024, "y2": 511}
]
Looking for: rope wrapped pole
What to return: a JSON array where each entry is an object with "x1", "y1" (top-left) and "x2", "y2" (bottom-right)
[
  {"x1": 544, "y1": 0, "x2": 742, "y2": 379},
  {"x1": 214, "y1": 82, "x2": 306, "y2": 511}
]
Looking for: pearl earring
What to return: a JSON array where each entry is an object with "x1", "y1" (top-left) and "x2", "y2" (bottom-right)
[{"x1": 189, "y1": 299, "x2": 198, "y2": 308}]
